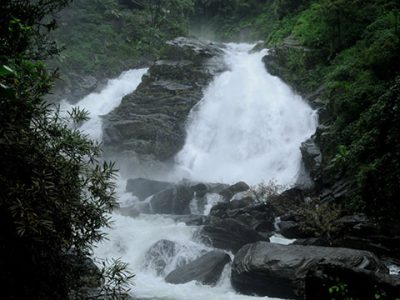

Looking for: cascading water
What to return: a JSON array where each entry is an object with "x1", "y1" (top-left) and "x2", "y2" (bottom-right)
[
  {"x1": 68, "y1": 43, "x2": 317, "y2": 300},
  {"x1": 176, "y1": 43, "x2": 317, "y2": 185},
  {"x1": 60, "y1": 68, "x2": 148, "y2": 141}
]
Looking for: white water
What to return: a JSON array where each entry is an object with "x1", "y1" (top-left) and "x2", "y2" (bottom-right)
[
  {"x1": 69, "y1": 43, "x2": 318, "y2": 300},
  {"x1": 61, "y1": 68, "x2": 148, "y2": 141},
  {"x1": 176, "y1": 43, "x2": 317, "y2": 185}
]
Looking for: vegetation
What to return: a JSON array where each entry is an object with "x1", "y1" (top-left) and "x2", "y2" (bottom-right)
[
  {"x1": 0, "y1": 1, "x2": 132, "y2": 299},
  {"x1": 51, "y1": 0, "x2": 195, "y2": 82}
]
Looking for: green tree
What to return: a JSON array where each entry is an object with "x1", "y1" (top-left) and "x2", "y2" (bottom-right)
[{"x1": 0, "y1": 1, "x2": 127, "y2": 299}]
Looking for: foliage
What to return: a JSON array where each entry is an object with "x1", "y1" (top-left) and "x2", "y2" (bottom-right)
[
  {"x1": 250, "y1": 180, "x2": 287, "y2": 203},
  {"x1": 97, "y1": 259, "x2": 135, "y2": 299},
  {"x1": 0, "y1": 1, "x2": 132, "y2": 299},
  {"x1": 297, "y1": 201, "x2": 342, "y2": 239},
  {"x1": 51, "y1": 0, "x2": 194, "y2": 81}
]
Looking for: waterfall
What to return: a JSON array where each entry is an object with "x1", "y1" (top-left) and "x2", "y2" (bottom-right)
[
  {"x1": 69, "y1": 43, "x2": 317, "y2": 300},
  {"x1": 176, "y1": 43, "x2": 317, "y2": 185},
  {"x1": 60, "y1": 68, "x2": 148, "y2": 141}
]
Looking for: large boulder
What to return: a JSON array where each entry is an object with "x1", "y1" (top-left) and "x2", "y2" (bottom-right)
[
  {"x1": 144, "y1": 240, "x2": 203, "y2": 275},
  {"x1": 199, "y1": 218, "x2": 267, "y2": 253},
  {"x1": 125, "y1": 177, "x2": 173, "y2": 200},
  {"x1": 209, "y1": 202, "x2": 275, "y2": 233},
  {"x1": 165, "y1": 251, "x2": 230, "y2": 285},
  {"x1": 103, "y1": 37, "x2": 226, "y2": 173},
  {"x1": 149, "y1": 184, "x2": 193, "y2": 215},
  {"x1": 278, "y1": 220, "x2": 309, "y2": 239},
  {"x1": 144, "y1": 240, "x2": 180, "y2": 276},
  {"x1": 231, "y1": 242, "x2": 387, "y2": 299},
  {"x1": 219, "y1": 182, "x2": 250, "y2": 201}
]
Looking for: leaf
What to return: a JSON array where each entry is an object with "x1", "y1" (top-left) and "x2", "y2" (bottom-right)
[{"x1": 0, "y1": 65, "x2": 16, "y2": 77}]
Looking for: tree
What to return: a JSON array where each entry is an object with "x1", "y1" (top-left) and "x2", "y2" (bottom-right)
[{"x1": 0, "y1": 1, "x2": 126, "y2": 299}]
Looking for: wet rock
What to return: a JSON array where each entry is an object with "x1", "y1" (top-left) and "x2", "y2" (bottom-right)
[
  {"x1": 231, "y1": 242, "x2": 387, "y2": 299},
  {"x1": 320, "y1": 179, "x2": 355, "y2": 203},
  {"x1": 278, "y1": 220, "x2": 309, "y2": 239},
  {"x1": 144, "y1": 240, "x2": 193, "y2": 276},
  {"x1": 300, "y1": 137, "x2": 322, "y2": 182},
  {"x1": 269, "y1": 187, "x2": 305, "y2": 217},
  {"x1": 126, "y1": 177, "x2": 174, "y2": 200},
  {"x1": 199, "y1": 218, "x2": 267, "y2": 253},
  {"x1": 149, "y1": 184, "x2": 193, "y2": 215},
  {"x1": 305, "y1": 263, "x2": 400, "y2": 300},
  {"x1": 103, "y1": 37, "x2": 226, "y2": 170},
  {"x1": 209, "y1": 202, "x2": 275, "y2": 233},
  {"x1": 165, "y1": 251, "x2": 230, "y2": 285},
  {"x1": 219, "y1": 181, "x2": 250, "y2": 201}
]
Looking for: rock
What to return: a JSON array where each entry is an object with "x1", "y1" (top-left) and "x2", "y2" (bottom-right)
[
  {"x1": 300, "y1": 137, "x2": 322, "y2": 182},
  {"x1": 190, "y1": 183, "x2": 208, "y2": 198},
  {"x1": 118, "y1": 200, "x2": 151, "y2": 216},
  {"x1": 320, "y1": 179, "x2": 355, "y2": 203},
  {"x1": 249, "y1": 41, "x2": 266, "y2": 53},
  {"x1": 170, "y1": 214, "x2": 209, "y2": 226},
  {"x1": 231, "y1": 242, "x2": 387, "y2": 299},
  {"x1": 219, "y1": 181, "x2": 250, "y2": 201},
  {"x1": 209, "y1": 202, "x2": 275, "y2": 233},
  {"x1": 269, "y1": 187, "x2": 305, "y2": 217},
  {"x1": 199, "y1": 218, "x2": 267, "y2": 253},
  {"x1": 165, "y1": 251, "x2": 230, "y2": 285},
  {"x1": 305, "y1": 263, "x2": 400, "y2": 300},
  {"x1": 118, "y1": 204, "x2": 141, "y2": 218},
  {"x1": 278, "y1": 220, "x2": 309, "y2": 239},
  {"x1": 103, "y1": 37, "x2": 226, "y2": 172},
  {"x1": 144, "y1": 240, "x2": 195, "y2": 276},
  {"x1": 126, "y1": 178, "x2": 174, "y2": 200},
  {"x1": 149, "y1": 184, "x2": 193, "y2": 215}
]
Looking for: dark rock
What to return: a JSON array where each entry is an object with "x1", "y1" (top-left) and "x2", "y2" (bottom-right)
[
  {"x1": 320, "y1": 179, "x2": 355, "y2": 203},
  {"x1": 294, "y1": 237, "x2": 329, "y2": 246},
  {"x1": 149, "y1": 184, "x2": 193, "y2": 215},
  {"x1": 209, "y1": 202, "x2": 275, "y2": 233},
  {"x1": 190, "y1": 183, "x2": 208, "y2": 197},
  {"x1": 269, "y1": 187, "x2": 305, "y2": 217},
  {"x1": 144, "y1": 240, "x2": 193, "y2": 276},
  {"x1": 278, "y1": 220, "x2": 309, "y2": 239},
  {"x1": 165, "y1": 251, "x2": 230, "y2": 285},
  {"x1": 305, "y1": 263, "x2": 400, "y2": 300},
  {"x1": 219, "y1": 181, "x2": 250, "y2": 201},
  {"x1": 199, "y1": 218, "x2": 267, "y2": 253},
  {"x1": 103, "y1": 37, "x2": 226, "y2": 170},
  {"x1": 300, "y1": 137, "x2": 322, "y2": 182},
  {"x1": 231, "y1": 242, "x2": 387, "y2": 299},
  {"x1": 125, "y1": 177, "x2": 174, "y2": 200}
]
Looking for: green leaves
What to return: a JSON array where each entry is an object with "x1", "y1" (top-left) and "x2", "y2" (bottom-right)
[{"x1": 0, "y1": 65, "x2": 15, "y2": 77}]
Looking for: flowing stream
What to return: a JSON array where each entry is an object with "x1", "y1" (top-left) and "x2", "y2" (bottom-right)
[{"x1": 68, "y1": 43, "x2": 317, "y2": 300}]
